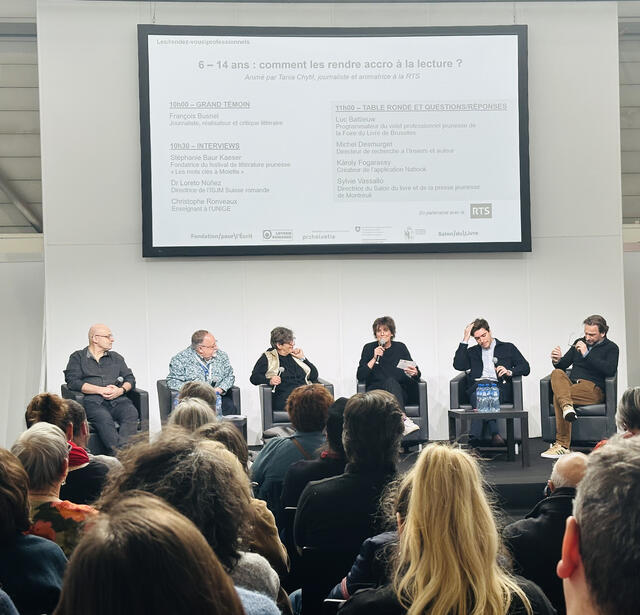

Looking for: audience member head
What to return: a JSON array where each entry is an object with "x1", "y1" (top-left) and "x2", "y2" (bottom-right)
[
  {"x1": 270, "y1": 326, "x2": 294, "y2": 348},
  {"x1": 11, "y1": 423, "x2": 69, "y2": 494},
  {"x1": 342, "y1": 390, "x2": 403, "y2": 472},
  {"x1": 285, "y1": 384, "x2": 333, "y2": 433},
  {"x1": 168, "y1": 397, "x2": 217, "y2": 432},
  {"x1": 325, "y1": 397, "x2": 348, "y2": 457},
  {"x1": 178, "y1": 381, "x2": 217, "y2": 409},
  {"x1": 558, "y1": 435, "x2": 640, "y2": 615},
  {"x1": 582, "y1": 314, "x2": 608, "y2": 336},
  {"x1": 64, "y1": 399, "x2": 90, "y2": 448},
  {"x1": 380, "y1": 471, "x2": 413, "y2": 532},
  {"x1": 196, "y1": 421, "x2": 249, "y2": 473},
  {"x1": 0, "y1": 448, "x2": 31, "y2": 543},
  {"x1": 53, "y1": 492, "x2": 244, "y2": 615},
  {"x1": 24, "y1": 393, "x2": 70, "y2": 436},
  {"x1": 393, "y1": 444, "x2": 531, "y2": 615},
  {"x1": 616, "y1": 386, "x2": 640, "y2": 434},
  {"x1": 99, "y1": 428, "x2": 251, "y2": 571},
  {"x1": 548, "y1": 452, "x2": 587, "y2": 492},
  {"x1": 372, "y1": 316, "x2": 396, "y2": 339}
]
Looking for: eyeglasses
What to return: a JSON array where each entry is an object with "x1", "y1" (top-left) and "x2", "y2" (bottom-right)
[
  {"x1": 95, "y1": 334, "x2": 114, "y2": 340},
  {"x1": 199, "y1": 343, "x2": 217, "y2": 350},
  {"x1": 280, "y1": 339, "x2": 295, "y2": 346}
]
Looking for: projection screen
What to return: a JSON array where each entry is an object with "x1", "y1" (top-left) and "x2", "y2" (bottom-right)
[{"x1": 138, "y1": 25, "x2": 530, "y2": 257}]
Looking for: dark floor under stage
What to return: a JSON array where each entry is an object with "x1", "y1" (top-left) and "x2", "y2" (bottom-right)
[
  {"x1": 398, "y1": 437, "x2": 585, "y2": 523},
  {"x1": 250, "y1": 437, "x2": 587, "y2": 525}
]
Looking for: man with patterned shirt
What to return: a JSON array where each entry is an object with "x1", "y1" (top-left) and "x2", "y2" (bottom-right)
[{"x1": 166, "y1": 330, "x2": 237, "y2": 415}]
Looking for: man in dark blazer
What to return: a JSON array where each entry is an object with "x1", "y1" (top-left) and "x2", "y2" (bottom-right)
[
  {"x1": 453, "y1": 318, "x2": 530, "y2": 445},
  {"x1": 503, "y1": 451, "x2": 587, "y2": 615}
]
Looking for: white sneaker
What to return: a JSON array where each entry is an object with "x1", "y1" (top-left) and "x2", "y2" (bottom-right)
[
  {"x1": 562, "y1": 405, "x2": 577, "y2": 423},
  {"x1": 541, "y1": 443, "x2": 571, "y2": 459},
  {"x1": 403, "y1": 417, "x2": 420, "y2": 436}
]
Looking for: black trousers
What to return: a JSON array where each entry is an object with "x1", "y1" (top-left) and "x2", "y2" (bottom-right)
[
  {"x1": 366, "y1": 377, "x2": 412, "y2": 412},
  {"x1": 83, "y1": 395, "x2": 138, "y2": 456}
]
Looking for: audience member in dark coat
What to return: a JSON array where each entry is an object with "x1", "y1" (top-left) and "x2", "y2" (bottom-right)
[
  {"x1": 294, "y1": 390, "x2": 404, "y2": 557},
  {"x1": 503, "y1": 452, "x2": 588, "y2": 615},
  {"x1": 337, "y1": 577, "x2": 556, "y2": 615},
  {"x1": 0, "y1": 449, "x2": 67, "y2": 615},
  {"x1": 0, "y1": 590, "x2": 18, "y2": 615},
  {"x1": 328, "y1": 471, "x2": 411, "y2": 600}
]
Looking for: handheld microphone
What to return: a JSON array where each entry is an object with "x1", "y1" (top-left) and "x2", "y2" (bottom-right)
[
  {"x1": 272, "y1": 367, "x2": 285, "y2": 393},
  {"x1": 375, "y1": 338, "x2": 386, "y2": 365},
  {"x1": 116, "y1": 376, "x2": 124, "y2": 387}
]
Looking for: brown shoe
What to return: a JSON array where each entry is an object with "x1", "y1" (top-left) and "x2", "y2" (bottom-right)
[{"x1": 491, "y1": 433, "x2": 506, "y2": 447}]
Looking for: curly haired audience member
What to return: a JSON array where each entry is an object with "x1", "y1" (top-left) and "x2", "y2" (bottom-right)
[
  {"x1": 0, "y1": 449, "x2": 67, "y2": 615},
  {"x1": 11, "y1": 423, "x2": 98, "y2": 557},
  {"x1": 339, "y1": 444, "x2": 555, "y2": 615},
  {"x1": 53, "y1": 493, "x2": 278, "y2": 615},
  {"x1": 196, "y1": 421, "x2": 292, "y2": 614},
  {"x1": 251, "y1": 383, "x2": 333, "y2": 515},
  {"x1": 98, "y1": 428, "x2": 280, "y2": 602}
]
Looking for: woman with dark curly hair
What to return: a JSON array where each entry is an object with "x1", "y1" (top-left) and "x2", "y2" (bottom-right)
[
  {"x1": 0, "y1": 448, "x2": 67, "y2": 615},
  {"x1": 251, "y1": 383, "x2": 333, "y2": 516},
  {"x1": 196, "y1": 421, "x2": 292, "y2": 614},
  {"x1": 98, "y1": 428, "x2": 280, "y2": 601}
]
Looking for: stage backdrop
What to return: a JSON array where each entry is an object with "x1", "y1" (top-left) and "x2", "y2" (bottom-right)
[{"x1": 38, "y1": 1, "x2": 626, "y2": 443}]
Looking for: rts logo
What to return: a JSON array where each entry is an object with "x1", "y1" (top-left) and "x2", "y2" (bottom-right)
[{"x1": 470, "y1": 204, "x2": 492, "y2": 219}]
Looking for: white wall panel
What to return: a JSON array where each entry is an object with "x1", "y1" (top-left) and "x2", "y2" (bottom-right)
[
  {"x1": 36, "y1": 1, "x2": 627, "y2": 443},
  {"x1": 0, "y1": 259, "x2": 43, "y2": 448}
]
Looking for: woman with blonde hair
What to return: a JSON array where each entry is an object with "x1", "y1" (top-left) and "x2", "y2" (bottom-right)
[
  {"x1": 340, "y1": 444, "x2": 555, "y2": 615},
  {"x1": 167, "y1": 397, "x2": 217, "y2": 432}
]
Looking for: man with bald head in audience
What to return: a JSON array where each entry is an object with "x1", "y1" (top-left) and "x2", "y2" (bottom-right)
[
  {"x1": 503, "y1": 452, "x2": 588, "y2": 615},
  {"x1": 557, "y1": 435, "x2": 640, "y2": 615},
  {"x1": 64, "y1": 323, "x2": 138, "y2": 455}
]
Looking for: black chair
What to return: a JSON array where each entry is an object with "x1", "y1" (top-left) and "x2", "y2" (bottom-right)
[
  {"x1": 540, "y1": 369, "x2": 617, "y2": 445},
  {"x1": 260, "y1": 379, "x2": 334, "y2": 440},
  {"x1": 301, "y1": 545, "x2": 361, "y2": 615},
  {"x1": 357, "y1": 379, "x2": 429, "y2": 443},
  {"x1": 449, "y1": 374, "x2": 524, "y2": 440},
  {"x1": 156, "y1": 379, "x2": 242, "y2": 423},
  {"x1": 61, "y1": 383, "x2": 149, "y2": 455}
]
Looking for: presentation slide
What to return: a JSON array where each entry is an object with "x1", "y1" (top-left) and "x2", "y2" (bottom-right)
[{"x1": 138, "y1": 25, "x2": 530, "y2": 256}]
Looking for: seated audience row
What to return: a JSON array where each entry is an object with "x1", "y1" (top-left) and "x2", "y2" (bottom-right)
[
  {"x1": 6, "y1": 381, "x2": 639, "y2": 614},
  {"x1": 53, "y1": 493, "x2": 275, "y2": 615}
]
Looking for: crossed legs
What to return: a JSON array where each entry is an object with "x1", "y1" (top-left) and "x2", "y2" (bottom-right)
[{"x1": 550, "y1": 369, "x2": 603, "y2": 448}]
